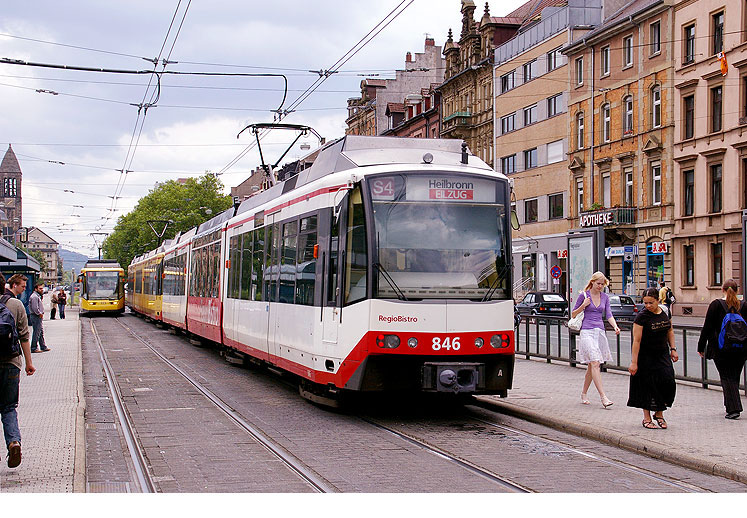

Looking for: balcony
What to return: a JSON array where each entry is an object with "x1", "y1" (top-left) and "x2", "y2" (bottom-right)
[
  {"x1": 443, "y1": 111, "x2": 472, "y2": 125},
  {"x1": 578, "y1": 207, "x2": 637, "y2": 228}
]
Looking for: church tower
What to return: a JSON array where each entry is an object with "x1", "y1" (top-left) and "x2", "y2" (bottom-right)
[{"x1": 0, "y1": 144, "x2": 23, "y2": 241}]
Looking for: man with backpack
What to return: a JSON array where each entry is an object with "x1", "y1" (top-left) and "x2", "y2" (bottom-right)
[
  {"x1": 659, "y1": 281, "x2": 675, "y2": 316},
  {"x1": 0, "y1": 273, "x2": 35, "y2": 468}
]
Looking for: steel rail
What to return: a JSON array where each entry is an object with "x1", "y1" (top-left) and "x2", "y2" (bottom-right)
[
  {"x1": 359, "y1": 417, "x2": 532, "y2": 493},
  {"x1": 467, "y1": 407, "x2": 706, "y2": 493},
  {"x1": 89, "y1": 319, "x2": 156, "y2": 493},
  {"x1": 111, "y1": 317, "x2": 336, "y2": 493}
]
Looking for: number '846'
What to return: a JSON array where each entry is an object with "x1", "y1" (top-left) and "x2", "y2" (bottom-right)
[{"x1": 432, "y1": 337, "x2": 460, "y2": 351}]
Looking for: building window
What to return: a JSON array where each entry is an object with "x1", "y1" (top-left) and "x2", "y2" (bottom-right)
[
  {"x1": 602, "y1": 103, "x2": 611, "y2": 142},
  {"x1": 3, "y1": 178, "x2": 18, "y2": 198},
  {"x1": 652, "y1": 162, "x2": 662, "y2": 205},
  {"x1": 743, "y1": 75, "x2": 747, "y2": 119},
  {"x1": 623, "y1": 95, "x2": 633, "y2": 134},
  {"x1": 500, "y1": 113, "x2": 515, "y2": 134},
  {"x1": 624, "y1": 168, "x2": 634, "y2": 206},
  {"x1": 576, "y1": 178, "x2": 584, "y2": 215},
  {"x1": 652, "y1": 86, "x2": 661, "y2": 128},
  {"x1": 623, "y1": 36, "x2": 633, "y2": 67},
  {"x1": 547, "y1": 47, "x2": 562, "y2": 71},
  {"x1": 711, "y1": 163, "x2": 722, "y2": 212},
  {"x1": 500, "y1": 71, "x2": 515, "y2": 93},
  {"x1": 576, "y1": 112, "x2": 584, "y2": 149},
  {"x1": 523, "y1": 60, "x2": 535, "y2": 82},
  {"x1": 501, "y1": 154, "x2": 516, "y2": 174},
  {"x1": 684, "y1": 94, "x2": 695, "y2": 139},
  {"x1": 575, "y1": 57, "x2": 583, "y2": 85},
  {"x1": 684, "y1": 244, "x2": 694, "y2": 286},
  {"x1": 650, "y1": 21, "x2": 661, "y2": 55},
  {"x1": 523, "y1": 104, "x2": 537, "y2": 126},
  {"x1": 601, "y1": 46, "x2": 610, "y2": 76},
  {"x1": 712, "y1": 242, "x2": 723, "y2": 286},
  {"x1": 549, "y1": 193, "x2": 564, "y2": 220},
  {"x1": 547, "y1": 94, "x2": 561, "y2": 117},
  {"x1": 713, "y1": 11, "x2": 724, "y2": 55},
  {"x1": 523, "y1": 148, "x2": 537, "y2": 169},
  {"x1": 603, "y1": 173, "x2": 611, "y2": 208},
  {"x1": 683, "y1": 169, "x2": 695, "y2": 216},
  {"x1": 684, "y1": 24, "x2": 696, "y2": 64},
  {"x1": 711, "y1": 85, "x2": 723, "y2": 133},
  {"x1": 547, "y1": 140, "x2": 563, "y2": 164},
  {"x1": 524, "y1": 199, "x2": 538, "y2": 223}
]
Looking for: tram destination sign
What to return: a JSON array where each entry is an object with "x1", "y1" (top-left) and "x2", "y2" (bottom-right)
[{"x1": 406, "y1": 176, "x2": 496, "y2": 203}]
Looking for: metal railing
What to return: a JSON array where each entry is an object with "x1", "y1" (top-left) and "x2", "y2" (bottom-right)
[{"x1": 514, "y1": 315, "x2": 746, "y2": 394}]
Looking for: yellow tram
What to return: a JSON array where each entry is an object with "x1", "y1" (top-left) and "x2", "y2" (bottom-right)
[{"x1": 79, "y1": 260, "x2": 125, "y2": 314}]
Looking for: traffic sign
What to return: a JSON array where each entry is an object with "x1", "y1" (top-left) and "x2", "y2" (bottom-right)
[{"x1": 550, "y1": 265, "x2": 562, "y2": 279}]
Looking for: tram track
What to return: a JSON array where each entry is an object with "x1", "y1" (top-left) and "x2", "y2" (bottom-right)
[{"x1": 89, "y1": 316, "x2": 336, "y2": 493}]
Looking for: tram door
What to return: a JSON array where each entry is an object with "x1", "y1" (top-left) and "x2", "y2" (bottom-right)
[
  {"x1": 322, "y1": 199, "x2": 346, "y2": 345},
  {"x1": 265, "y1": 215, "x2": 281, "y2": 359}
]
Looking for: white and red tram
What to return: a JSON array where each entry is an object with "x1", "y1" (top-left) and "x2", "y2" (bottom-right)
[{"x1": 129, "y1": 136, "x2": 515, "y2": 401}]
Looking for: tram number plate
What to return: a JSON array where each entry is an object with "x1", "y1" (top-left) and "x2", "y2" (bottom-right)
[{"x1": 432, "y1": 337, "x2": 460, "y2": 351}]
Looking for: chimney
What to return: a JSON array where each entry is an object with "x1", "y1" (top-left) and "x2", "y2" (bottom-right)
[
  {"x1": 406, "y1": 51, "x2": 413, "y2": 62},
  {"x1": 425, "y1": 37, "x2": 435, "y2": 47}
]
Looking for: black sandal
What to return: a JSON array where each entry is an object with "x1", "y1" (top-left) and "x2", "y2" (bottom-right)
[
  {"x1": 654, "y1": 416, "x2": 667, "y2": 429},
  {"x1": 642, "y1": 420, "x2": 657, "y2": 429}
]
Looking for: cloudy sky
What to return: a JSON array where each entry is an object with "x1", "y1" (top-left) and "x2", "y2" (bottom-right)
[{"x1": 1, "y1": 0, "x2": 526, "y2": 256}]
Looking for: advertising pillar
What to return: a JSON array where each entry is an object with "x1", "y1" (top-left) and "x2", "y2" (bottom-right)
[{"x1": 567, "y1": 227, "x2": 605, "y2": 304}]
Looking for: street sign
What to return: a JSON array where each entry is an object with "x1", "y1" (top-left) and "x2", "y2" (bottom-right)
[{"x1": 550, "y1": 265, "x2": 562, "y2": 279}]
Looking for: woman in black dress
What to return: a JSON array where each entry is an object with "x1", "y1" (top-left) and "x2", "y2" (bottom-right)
[
  {"x1": 628, "y1": 287, "x2": 679, "y2": 429},
  {"x1": 697, "y1": 278, "x2": 747, "y2": 419}
]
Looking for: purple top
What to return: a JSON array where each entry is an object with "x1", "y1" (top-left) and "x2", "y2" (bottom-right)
[{"x1": 573, "y1": 291, "x2": 611, "y2": 331}]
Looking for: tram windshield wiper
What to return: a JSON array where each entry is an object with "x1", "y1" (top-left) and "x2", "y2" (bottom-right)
[
  {"x1": 481, "y1": 264, "x2": 510, "y2": 302},
  {"x1": 374, "y1": 262, "x2": 409, "y2": 301}
]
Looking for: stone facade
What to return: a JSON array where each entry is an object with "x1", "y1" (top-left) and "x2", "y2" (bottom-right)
[
  {"x1": 671, "y1": 0, "x2": 747, "y2": 316},
  {"x1": 26, "y1": 226, "x2": 60, "y2": 284},
  {"x1": 564, "y1": 0, "x2": 676, "y2": 298},
  {"x1": 345, "y1": 38, "x2": 445, "y2": 137},
  {"x1": 0, "y1": 144, "x2": 23, "y2": 241}
]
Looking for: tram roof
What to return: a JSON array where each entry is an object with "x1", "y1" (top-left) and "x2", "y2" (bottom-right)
[
  {"x1": 82, "y1": 259, "x2": 122, "y2": 270},
  {"x1": 235, "y1": 135, "x2": 494, "y2": 217}
]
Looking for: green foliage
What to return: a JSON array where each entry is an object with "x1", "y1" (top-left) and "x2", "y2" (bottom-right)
[
  {"x1": 104, "y1": 174, "x2": 232, "y2": 271},
  {"x1": 19, "y1": 245, "x2": 48, "y2": 273}
]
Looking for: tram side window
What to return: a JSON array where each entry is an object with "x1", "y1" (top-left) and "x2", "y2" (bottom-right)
[
  {"x1": 135, "y1": 267, "x2": 142, "y2": 294},
  {"x1": 280, "y1": 221, "x2": 298, "y2": 304},
  {"x1": 177, "y1": 254, "x2": 186, "y2": 296},
  {"x1": 189, "y1": 251, "x2": 197, "y2": 297},
  {"x1": 227, "y1": 236, "x2": 237, "y2": 299},
  {"x1": 240, "y1": 232, "x2": 252, "y2": 300},
  {"x1": 344, "y1": 187, "x2": 368, "y2": 305},
  {"x1": 296, "y1": 215, "x2": 317, "y2": 306},
  {"x1": 212, "y1": 242, "x2": 221, "y2": 298},
  {"x1": 327, "y1": 211, "x2": 340, "y2": 305},
  {"x1": 143, "y1": 266, "x2": 152, "y2": 295},
  {"x1": 252, "y1": 228, "x2": 264, "y2": 301},
  {"x1": 264, "y1": 224, "x2": 279, "y2": 302}
]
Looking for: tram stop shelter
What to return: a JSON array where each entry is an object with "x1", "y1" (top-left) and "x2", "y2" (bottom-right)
[{"x1": 0, "y1": 237, "x2": 41, "y2": 309}]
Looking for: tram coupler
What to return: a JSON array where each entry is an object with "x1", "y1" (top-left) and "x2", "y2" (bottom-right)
[{"x1": 421, "y1": 362, "x2": 483, "y2": 393}]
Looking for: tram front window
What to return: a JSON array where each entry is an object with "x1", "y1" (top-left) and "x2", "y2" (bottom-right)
[
  {"x1": 85, "y1": 271, "x2": 121, "y2": 300},
  {"x1": 371, "y1": 174, "x2": 509, "y2": 300}
]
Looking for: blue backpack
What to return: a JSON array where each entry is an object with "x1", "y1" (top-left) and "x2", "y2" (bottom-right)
[
  {"x1": 0, "y1": 294, "x2": 21, "y2": 361},
  {"x1": 717, "y1": 300, "x2": 747, "y2": 353}
]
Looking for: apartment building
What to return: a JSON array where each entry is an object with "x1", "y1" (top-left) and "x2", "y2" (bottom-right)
[
  {"x1": 671, "y1": 0, "x2": 747, "y2": 316},
  {"x1": 564, "y1": 0, "x2": 676, "y2": 297},
  {"x1": 495, "y1": 0, "x2": 602, "y2": 297}
]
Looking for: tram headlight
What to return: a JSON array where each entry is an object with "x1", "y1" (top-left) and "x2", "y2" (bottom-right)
[
  {"x1": 474, "y1": 337, "x2": 484, "y2": 348},
  {"x1": 407, "y1": 337, "x2": 418, "y2": 348},
  {"x1": 377, "y1": 334, "x2": 401, "y2": 348}
]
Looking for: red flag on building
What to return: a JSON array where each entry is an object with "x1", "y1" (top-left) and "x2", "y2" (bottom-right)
[{"x1": 718, "y1": 52, "x2": 728, "y2": 76}]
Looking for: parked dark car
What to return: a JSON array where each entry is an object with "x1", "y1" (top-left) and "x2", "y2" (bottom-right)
[
  {"x1": 608, "y1": 293, "x2": 639, "y2": 322},
  {"x1": 516, "y1": 291, "x2": 568, "y2": 317}
]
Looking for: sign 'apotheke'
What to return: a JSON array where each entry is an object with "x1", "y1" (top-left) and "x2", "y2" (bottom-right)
[{"x1": 579, "y1": 211, "x2": 613, "y2": 227}]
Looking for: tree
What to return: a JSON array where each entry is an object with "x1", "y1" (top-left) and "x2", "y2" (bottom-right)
[
  {"x1": 104, "y1": 174, "x2": 232, "y2": 270},
  {"x1": 19, "y1": 245, "x2": 48, "y2": 274}
]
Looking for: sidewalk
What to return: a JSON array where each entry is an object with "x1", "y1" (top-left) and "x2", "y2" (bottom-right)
[
  {"x1": 480, "y1": 356, "x2": 747, "y2": 484},
  {"x1": 0, "y1": 300, "x2": 84, "y2": 492}
]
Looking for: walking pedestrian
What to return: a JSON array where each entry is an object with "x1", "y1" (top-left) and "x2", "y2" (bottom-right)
[
  {"x1": 571, "y1": 271, "x2": 621, "y2": 408},
  {"x1": 57, "y1": 288, "x2": 67, "y2": 319},
  {"x1": 49, "y1": 287, "x2": 58, "y2": 320},
  {"x1": 658, "y1": 281, "x2": 675, "y2": 317},
  {"x1": 28, "y1": 282, "x2": 50, "y2": 353},
  {"x1": 1, "y1": 273, "x2": 35, "y2": 468},
  {"x1": 697, "y1": 279, "x2": 747, "y2": 419},
  {"x1": 628, "y1": 287, "x2": 678, "y2": 429}
]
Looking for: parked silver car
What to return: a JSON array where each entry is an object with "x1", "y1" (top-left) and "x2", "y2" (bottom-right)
[{"x1": 608, "y1": 294, "x2": 639, "y2": 322}]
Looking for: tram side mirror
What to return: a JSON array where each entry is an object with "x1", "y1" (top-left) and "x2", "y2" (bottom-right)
[{"x1": 510, "y1": 209, "x2": 521, "y2": 231}]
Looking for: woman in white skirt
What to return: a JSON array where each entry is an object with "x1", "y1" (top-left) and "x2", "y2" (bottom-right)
[{"x1": 570, "y1": 271, "x2": 621, "y2": 408}]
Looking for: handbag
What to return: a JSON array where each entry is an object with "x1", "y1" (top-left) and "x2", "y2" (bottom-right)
[{"x1": 567, "y1": 292, "x2": 587, "y2": 332}]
